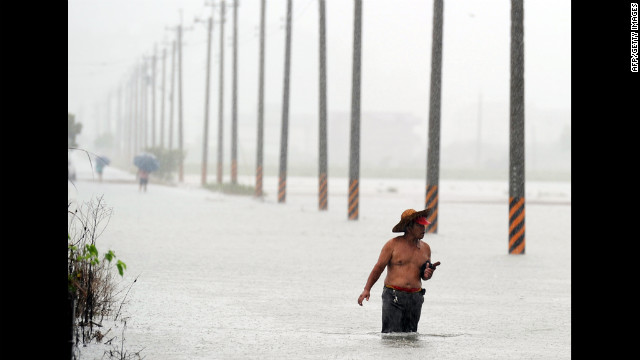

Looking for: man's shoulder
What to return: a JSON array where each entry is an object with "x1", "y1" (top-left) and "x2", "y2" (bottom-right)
[
  {"x1": 420, "y1": 240, "x2": 431, "y2": 252},
  {"x1": 383, "y1": 236, "x2": 400, "y2": 247},
  {"x1": 388, "y1": 236, "x2": 403, "y2": 243}
]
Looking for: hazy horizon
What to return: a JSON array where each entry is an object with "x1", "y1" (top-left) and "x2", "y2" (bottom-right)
[{"x1": 69, "y1": 0, "x2": 571, "y2": 181}]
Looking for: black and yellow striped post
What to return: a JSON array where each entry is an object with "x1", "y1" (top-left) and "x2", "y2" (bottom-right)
[
  {"x1": 319, "y1": 173, "x2": 328, "y2": 210},
  {"x1": 278, "y1": 0, "x2": 293, "y2": 204},
  {"x1": 255, "y1": 165, "x2": 263, "y2": 197},
  {"x1": 425, "y1": 0, "x2": 443, "y2": 233},
  {"x1": 278, "y1": 174, "x2": 287, "y2": 203},
  {"x1": 231, "y1": 159, "x2": 237, "y2": 184},
  {"x1": 509, "y1": 197, "x2": 525, "y2": 254},
  {"x1": 508, "y1": 0, "x2": 525, "y2": 254},
  {"x1": 348, "y1": 179, "x2": 359, "y2": 220},
  {"x1": 424, "y1": 185, "x2": 438, "y2": 233},
  {"x1": 348, "y1": 0, "x2": 362, "y2": 221},
  {"x1": 318, "y1": 0, "x2": 328, "y2": 211}
]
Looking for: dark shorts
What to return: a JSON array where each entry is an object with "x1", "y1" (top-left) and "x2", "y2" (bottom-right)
[
  {"x1": 140, "y1": 178, "x2": 148, "y2": 185},
  {"x1": 381, "y1": 286, "x2": 425, "y2": 333}
]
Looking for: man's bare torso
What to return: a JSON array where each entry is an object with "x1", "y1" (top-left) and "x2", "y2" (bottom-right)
[{"x1": 384, "y1": 237, "x2": 430, "y2": 289}]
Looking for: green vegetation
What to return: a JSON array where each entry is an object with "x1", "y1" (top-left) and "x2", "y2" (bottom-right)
[
  {"x1": 68, "y1": 195, "x2": 142, "y2": 359},
  {"x1": 203, "y1": 182, "x2": 259, "y2": 196}
]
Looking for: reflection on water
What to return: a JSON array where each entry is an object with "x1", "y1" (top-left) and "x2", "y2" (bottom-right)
[
  {"x1": 421, "y1": 333, "x2": 467, "y2": 338},
  {"x1": 379, "y1": 332, "x2": 466, "y2": 348},
  {"x1": 380, "y1": 332, "x2": 423, "y2": 348}
]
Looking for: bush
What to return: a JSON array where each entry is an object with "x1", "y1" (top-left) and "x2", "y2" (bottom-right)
[
  {"x1": 142, "y1": 146, "x2": 185, "y2": 182},
  {"x1": 68, "y1": 196, "x2": 141, "y2": 359},
  {"x1": 203, "y1": 182, "x2": 258, "y2": 196}
]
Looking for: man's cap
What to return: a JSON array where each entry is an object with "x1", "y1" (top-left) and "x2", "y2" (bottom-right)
[{"x1": 392, "y1": 208, "x2": 432, "y2": 233}]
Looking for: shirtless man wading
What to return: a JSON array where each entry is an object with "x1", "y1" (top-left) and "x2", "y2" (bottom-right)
[{"x1": 357, "y1": 208, "x2": 441, "y2": 333}]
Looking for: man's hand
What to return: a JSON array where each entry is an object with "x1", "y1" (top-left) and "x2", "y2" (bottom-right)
[
  {"x1": 423, "y1": 261, "x2": 441, "y2": 280},
  {"x1": 358, "y1": 289, "x2": 371, "y2": 306}
]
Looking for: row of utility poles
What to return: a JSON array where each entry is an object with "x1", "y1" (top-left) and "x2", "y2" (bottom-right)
[
  {"x1": 95, "y1": 0, "x2": 525, "y2": 254},
  {"x1": 198, "y1": 0, "x2": 238, "y2": 186},
  {"x1": 105, "y1": 8, "x2": 187, "y2": 183},
  {"x1": 102, "y1": 0, "x2": 326, "y2": 212},
  {"x1": 102, "y1": 0, "x2": 366, "y2": 221}
]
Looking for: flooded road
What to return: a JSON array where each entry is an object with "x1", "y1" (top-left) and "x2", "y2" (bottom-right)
[{"x1": 69, "y1": 163, "x2": 570, "y2": 359}]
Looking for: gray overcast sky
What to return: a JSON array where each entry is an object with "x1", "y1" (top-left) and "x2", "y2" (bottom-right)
[{"x1": 68, "y1": 0, "x2": 570, "y2": 168}]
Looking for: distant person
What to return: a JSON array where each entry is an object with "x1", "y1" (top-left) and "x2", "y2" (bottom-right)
[
  {"x1": 138, "y1": 169, "x2": 150, "y2": 192},
  {"x1": 95, "y1": 160, "x2": 105, "y2": 182},
  {"x1": 68, "y1": 160, "x2": 76, "y2": 182},
  {"x1": 357, "y1": 208, "x2": 440, "y2": 333}
]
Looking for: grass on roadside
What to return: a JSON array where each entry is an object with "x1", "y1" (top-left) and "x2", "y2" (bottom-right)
[{"x1": 203, "y1": 182, "x2": 261, "y2": 196}]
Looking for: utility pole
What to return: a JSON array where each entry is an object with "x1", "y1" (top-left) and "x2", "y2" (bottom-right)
[
  {"x1": 162, "y1": 27, "x2": 178, "y2": 152},
  {"x1": 197, "y1": 2, "x2": 215, "y2": 186},
  {"x1": 152, "y1": 44, "x2": 157, "y2": 147},
  {"x1": 117, "y1": 83, "x2": 122, "y2": 158},
  {"x1": 127, "y1": 70, "x2": 136, "y2": 160},
  {"x1": 178, "y1": 21, "x2": 184, "y2": 182},
  {"x1": 318, "y1": 0, "x2": 328, "y2": 211},
  {"x1": 161, "y1": 44, "x2": 167, "y2": 148},
  {"x1": 133, "y1": 61, "x2": 138, "y2": 154},
  {"x1": 139, "y1": 58, "x2": 144, "y2": 150},
  {"x1": 174, "y1": 12, "x2": 193, "y2": 182},
  {"x1": 141, "y1": 55, "x2": 149, "y2": 150},
  {"x1": 165, "y1": 13, "x2": 192, "y2": 181},
  {"x1": 121, "y1": 79, "x2": 126, "y2": 158},
  {"x1": 255, "y1": 0, "x2": 266, "y2": 198},
  {"x1": 130, "y1": 71, "x2": 135, "y2": 159},
  {"x1": 129, "y1": 68, "x2": 136, "y2": 159},
  {"x1": 425, "y1": 0, "x2": 444, "y2": 233},
  {"x1": 476, "y1": 91, "x2": 482, "y2": 167},
  {"x1": 217, "y1": 0, "x2": 226, "y2": 184},
  {"x1": 106, "y1": 91, "x2": 111, "y2": 136},
  {"x1": 348, "y1": 0, "x2": 362, "y2": 220},
  {"x1": 508, "y1": 0, "x2": 525, "y2": 254},
  {"x1": 231, "y1": 0, "x2": 239, "y2": 184},
  {"x1": 125, "y1": 76, "x2": 131, "y2": 161},
  {"x1": 169, "y1": 39, "x2": 176, "y2": 150},
  {"x1": 146, "y1": 55, "x2": 151, "y2": 149},
  {"x1": 134, "y1": 61, "x2": 140, "y2": 154},
  {"x1": 278, "y1": 0, "x2": 293, "y2": 203},
  {"x1": 138, "y1": 60, "x2": 142, "y2": 153}
]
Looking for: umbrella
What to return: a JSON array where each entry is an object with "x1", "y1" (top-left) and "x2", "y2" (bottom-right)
[
  {"x1": 134, "y1": 153, "x2": 159, "y2": 172},
  {"x1": 96, "y1": 156, "x2": 110, "y2": 166}
]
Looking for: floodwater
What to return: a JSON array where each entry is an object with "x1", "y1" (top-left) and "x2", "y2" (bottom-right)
[{"x1": 68, "y1": 158, "x2": 570, "y2": 359}]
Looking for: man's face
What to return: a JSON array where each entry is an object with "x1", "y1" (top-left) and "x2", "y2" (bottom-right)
[{"x1": 410, "y1": 222, "x2": 426, "y2": 240}]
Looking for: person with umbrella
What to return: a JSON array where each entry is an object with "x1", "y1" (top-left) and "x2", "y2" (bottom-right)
[
  {"x1": 95, "y1": 155, "x2": 110, "y2": 182},
  {"x1": 138, "y1": 168, "x2": 150, "y2": 192},
  {"x1": 134, "y1": 153, "x2": 159, "y2": 192}
]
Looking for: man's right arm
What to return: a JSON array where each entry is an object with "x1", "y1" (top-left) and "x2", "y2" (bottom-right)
[{"x1": 358, "y1": 241, "x2": 393, "y2": 306}]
